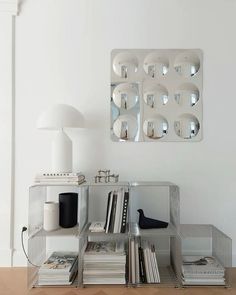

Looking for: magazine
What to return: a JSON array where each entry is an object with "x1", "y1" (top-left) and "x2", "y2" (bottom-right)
[
  {"x1": 182, "y1": 256, "x2": 225, "y2": 275},
  {"x1": 85, "y1": 241, "x2": 124, "y2": 254},
  {"x1": 39, "y1": 252, "x2": 78, "y2": 274}
]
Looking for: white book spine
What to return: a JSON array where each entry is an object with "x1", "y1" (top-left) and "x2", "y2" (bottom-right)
[
  {"x1": 147, "y1": 245, "x2": 154, "y2": 283},
  {"x1": 131, "y1": 239, "x2": 136, "y2": 284},
  {"x1": 135, "y1": 240, "x2": 140, "y2": 284},
  {"x1": 105, "y1": 192, "x2": 113, "y2": 233},
  {"x1": 151, "y1": 245, "x2": 160, "y2": 283},
  {"x1": 113, "y1": 189, "x2": 123, "y2": 233},
  {"x1": 36, "y1": 172, "x2": 82, "y2": 177},
  {"x1": 143, "y1": 244, "x2": 150, "y2": 283}
]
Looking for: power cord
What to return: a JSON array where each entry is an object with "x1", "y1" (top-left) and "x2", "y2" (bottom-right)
[{"x1": 21, "y1": 226, "x2": 40, "y2": 267}]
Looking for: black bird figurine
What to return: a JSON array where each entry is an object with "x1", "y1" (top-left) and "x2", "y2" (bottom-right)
[{"x1": 137, "y1": 209, "x2": 168, "y2": 229}]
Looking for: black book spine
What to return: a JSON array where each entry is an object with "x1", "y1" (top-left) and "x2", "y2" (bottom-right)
[
  {"x1": 120, "y1": 192, "x2": 129, "y2": 233},
  {"x1": 108, "y1": 193, "x2": 117, "y2": 233},
  {"x1": 139, "y1": 247, "x2": 147, "y2": 283},
  {"x1": 104, "y1": 191, "x2": 111, "y2": 231}
]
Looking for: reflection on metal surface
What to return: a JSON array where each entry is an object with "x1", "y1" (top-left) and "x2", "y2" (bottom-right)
[
  {"x1": 174, "y1": 52, "x2": 200, "y2": 77},
  {"x1": 174, "y1": 114, "x2": 200, "y2": 139},
  {"x1": 121, "y1": 65, "x2": 128, "y2": 78},
  {"x1": 175, "y1": 83, "x2": 199, "y2": 107},
  {"x1": 112, "y1": 83, "x2": 139, "y2": 110},
  {"x1": 143, "y1": 83, "x2": 168, "y2": 107},
  {"x1": 143, "y1": 53, "x2": 169, "y2": 77},
  {"x1": 113, "y1": 52, "x2": 138, "y2": 78},
  {"x1": 143, "y1": 116, "x2": 168, "y2": 139},
  {"x1": 113, "y1": 115, "x2": 138, "y2": 140}
]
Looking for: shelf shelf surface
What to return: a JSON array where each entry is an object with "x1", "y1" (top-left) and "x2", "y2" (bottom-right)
[
  {"x1": 81, "y1": 223, "x2": 128, "y2": 239},
  {"x1": 130, "y1": 222, "x2": 177, "y2": 237},
  {"x1": 28, "y1": 225, "x2": 80, "y2": 239},
  {"x1": 130, "y1": 181, "x2": 177, "y2": 187},
  {"x1": 34, "y1": 276, "x2": 78, "y2": 288},
  {"x1": 136, "y1": 266, "x2": 178, "y2": 287}
]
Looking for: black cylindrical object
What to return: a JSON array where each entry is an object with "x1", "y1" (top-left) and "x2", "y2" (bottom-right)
[{"x1": 59, "y1": 192, "x2": 78, "y2": 228}]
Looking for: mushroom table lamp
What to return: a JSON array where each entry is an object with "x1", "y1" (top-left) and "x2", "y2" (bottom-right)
[{"x1": 37, "y1": 104, "x2": 84, "y2": 173}]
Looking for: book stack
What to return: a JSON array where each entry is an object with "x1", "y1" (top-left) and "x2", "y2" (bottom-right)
[
  {"x1": 83, "y1": 241, "x2": 126, "y2": 284},
  {"x1": 129, "y1": 239, "x2": 160, "y2": 284},
  {"x1": 38, "y1": 252, "x2": 78, "y2": 286},
  {"x1": 182, "y1": 256, "x2": 225, "y2": 285},
  {"x1": 104, "y1": 188, "x2": 129, "y2": 233},
  {"x1": 35, "y1": 172, "x2": 85, "y2": 185}
]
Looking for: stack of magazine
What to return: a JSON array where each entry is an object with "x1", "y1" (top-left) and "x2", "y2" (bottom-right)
[
  {"x1": 38, "y1": 252, "x2": 78, "y2": 286},
  {"x1": 34, "y1": 172, "x2": 85, "y2": 185},
  {"x1": 129, "y1": 238, "x2": 160, "y2": 284},
  {"x1": 182, "y1": 256, "x2": 225, "y2": 285},
  {"x1": 104, "y1": 188, "x2": 129, "y2": 233},
  {"x1": 83, "y1": 241, "x2": 126, "y2": 284}
]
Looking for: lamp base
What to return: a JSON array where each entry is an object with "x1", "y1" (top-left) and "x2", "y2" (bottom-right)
[{"x1": 51, "y1": 130, "x2": 72, "y2": 173}]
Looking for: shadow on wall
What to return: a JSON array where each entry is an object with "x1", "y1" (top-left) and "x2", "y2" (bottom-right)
[{"x1": 18, "y1": 0, "x2": 27, "y2": 14}]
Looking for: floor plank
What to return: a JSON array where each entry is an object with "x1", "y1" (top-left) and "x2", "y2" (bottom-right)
[{"x1": 0, "y1": 268, "x2": 235, "y2": 295}]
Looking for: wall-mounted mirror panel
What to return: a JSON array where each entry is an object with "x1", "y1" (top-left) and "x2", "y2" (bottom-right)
[{"x1": 111, "y1": 49, "x2": 203, "y2": 142}]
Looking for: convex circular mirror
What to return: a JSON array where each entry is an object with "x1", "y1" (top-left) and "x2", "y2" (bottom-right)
[
  {"x1": 143, "y1": 82, "x2": 168, "y2": 108},
  {"x1": 113, "y1": 115, "x2": 138, "y2": 140},
  {"x1": 112, "y1": 83, "x2": 139, "y2": 110},
  {"x1": 113, "y1": 52, "x2": 138, "y2": 78},
  {"x1": 143, "y1": 53, "x2": 169, "y2": 78},
  {"x1": 143, "y1": 115, "x2": 168, "y2": 139},
  {"x1": 174, "y1": 114, "x2": 200, "y2": 139},
  {"x1": 174, "y1": 52, "x2": 200, "y2": 77},
  {"x1": 175, "y1": 83, "x2": 199, "y2": 107}
]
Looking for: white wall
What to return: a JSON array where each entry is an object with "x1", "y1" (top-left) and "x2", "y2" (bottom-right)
[
  {"x1": 11, "y1": 0, "x2": 236, "y2": 265},
  {"x1": 0, "y1": 14, "x2": 14, "y2": 266}
]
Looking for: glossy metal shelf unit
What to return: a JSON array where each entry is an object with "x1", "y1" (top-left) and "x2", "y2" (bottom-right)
[{"x1": 27, "y1": 182, "x2": 232, "y2": 289}]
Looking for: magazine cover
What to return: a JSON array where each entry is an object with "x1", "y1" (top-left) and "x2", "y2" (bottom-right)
[
  {"x1": 85, "y1": 242, "x2": 117, "y2": 254},
  {"x1": 39, "y1": 252, "x2": 78, "y2": 273}
]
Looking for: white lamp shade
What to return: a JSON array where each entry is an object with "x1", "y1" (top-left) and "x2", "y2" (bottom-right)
[{"x1": 37, "y1": 104, "x2": 84, "y2": 130}]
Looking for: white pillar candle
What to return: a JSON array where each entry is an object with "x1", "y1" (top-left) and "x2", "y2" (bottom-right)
[{"x1": 43, "y1": 202, "x2": 59, "y2": 231}]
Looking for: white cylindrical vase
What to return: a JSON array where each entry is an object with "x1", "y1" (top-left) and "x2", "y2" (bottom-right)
[
  {"x1": 51, "y1": 130, "x2": 72, "y2": 173},
  {"x1": 43, "y1": 202, "x2": 59, "y2": 231}
]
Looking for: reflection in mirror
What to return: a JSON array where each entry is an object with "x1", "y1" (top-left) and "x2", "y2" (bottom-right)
[
  {"x1": 113, "y1": 115, "x2": 138, "y2": 140},
  {"x1": 143, "y1": 116, "x2": 168, "y2": 139},
  {"x1": 174, "y1": 114, "x2": 200, "y2": 139},
  {"x1": 113, "y1": 83, "x2": 139, "y2": 110},
  {"x1": 175, "y1": 83, "x2": 199, "y2": 107},
  {"x1": 113, "y1": 52, "x2": 138, "y2": 78},
  {"x1": 143, "y1": 53, "x2": 169, "y2": 77},
  {"x1": 143, "y1": 83, "x2": 168, "y2": 108},
  {"x1": 174, "y1": 52, "x2": 200, "y2": 77}
]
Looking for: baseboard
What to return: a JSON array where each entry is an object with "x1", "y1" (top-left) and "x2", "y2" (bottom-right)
[{"x1": 0, "y1": 248, "x2": 12, "y2": 266}]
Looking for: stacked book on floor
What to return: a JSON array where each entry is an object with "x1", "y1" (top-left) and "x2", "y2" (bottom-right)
[
  {"x1": 38, "y1": 252, "x2": 78, "y2": 286},
  {"x1": 129, "y1": 238, "x2": 160, "y2": 284},
  {"x1": 104, "y1": 188, "x2": 129, "y2": 233},
  {"x1": 181, "y1": 255, "x2": 225, "y2": 285},
  {"x1": 83, "y1": 241, "x2": 126, "y2": 284},
  {"x1": 35, "y1": 172, "x2": 85, "y2": 185}
]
